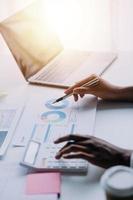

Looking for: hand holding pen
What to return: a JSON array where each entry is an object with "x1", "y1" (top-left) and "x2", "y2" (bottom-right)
[
  {"x1": 53, "y1": 74, "x2": 100, "y2": 103},
  {"x1": 53, "y1": 74, "x2": 124, "y2": 103}
]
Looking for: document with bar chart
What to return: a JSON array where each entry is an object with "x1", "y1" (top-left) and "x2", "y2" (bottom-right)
[
  {"x1": 31, "y1": 96, "x2": 97, "y2": 143},
  {"x1": 18, "y1": 91, "x2": 97, "y2": 172}
]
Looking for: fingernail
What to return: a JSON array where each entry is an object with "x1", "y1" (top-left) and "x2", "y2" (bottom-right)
[{"x1": 55, "y1": 153, "x2": 60, "y2": 159}]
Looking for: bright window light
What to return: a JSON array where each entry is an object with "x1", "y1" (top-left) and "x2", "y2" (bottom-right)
[{"x1": 40, "y1": 0, "x2": 83, "y2": 48}]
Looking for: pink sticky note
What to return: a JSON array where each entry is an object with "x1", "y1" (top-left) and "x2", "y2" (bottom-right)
[{"x1": 26, "y1": 173, "x2": 61, "y2": 196}]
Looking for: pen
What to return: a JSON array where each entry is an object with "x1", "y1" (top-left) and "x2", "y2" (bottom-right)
[{"x1": 52, "y1": 77, "x2": 99, "y2": 104}]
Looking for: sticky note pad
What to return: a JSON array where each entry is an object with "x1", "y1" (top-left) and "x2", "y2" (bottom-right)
[{"x1": 26, "y1": 173, "x2": 61, "y2": 196}]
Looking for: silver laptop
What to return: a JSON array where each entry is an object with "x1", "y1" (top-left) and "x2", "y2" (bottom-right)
[
  {"x1": 28, "y1": 50, "x2": 117, "y2": 88},
  {"x1": 0, "y1": 1, "x2": 117, "y2": 89}
]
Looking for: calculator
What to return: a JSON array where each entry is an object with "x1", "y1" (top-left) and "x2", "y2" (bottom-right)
[
  {"x1": 20, "y1": 122, "x2": 88, "y2": 173},
  {"x1": 21, "y1": 139, "x2": 88, "y2": 173}
]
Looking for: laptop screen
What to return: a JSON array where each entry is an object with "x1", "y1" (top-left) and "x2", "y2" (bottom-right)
[{"x1": 0, "y1": 0, "x2": 63, "y2": 80}]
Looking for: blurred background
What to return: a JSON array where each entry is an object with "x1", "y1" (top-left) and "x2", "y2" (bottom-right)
[{"x1": 0, "y1": 0, "x2": 133, "y2": 52}]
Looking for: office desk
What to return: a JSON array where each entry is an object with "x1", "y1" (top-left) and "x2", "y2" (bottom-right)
[{"x1": 0, "y1": 50, "x2": 133, "y2": 200}]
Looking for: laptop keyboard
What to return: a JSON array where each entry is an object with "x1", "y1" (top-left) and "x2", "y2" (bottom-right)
[{"x1": 35, "y1": 50, "x2": 90, "y2": 83}]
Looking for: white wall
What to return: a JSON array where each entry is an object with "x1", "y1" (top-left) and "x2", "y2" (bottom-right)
[
  {"x1": 78, "y1": 0, "x2": 133, "y2": 51},
  {"x1": 68, "y1": 0, "x2": 112, "y2": 51},
  {"x1": 111, "y1": 0, "x2": 133, "y2": 51}
]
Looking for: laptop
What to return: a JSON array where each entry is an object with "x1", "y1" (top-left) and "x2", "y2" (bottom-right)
[{"x1": 0, "y1": 0, "x2": 117, "y2": 89}]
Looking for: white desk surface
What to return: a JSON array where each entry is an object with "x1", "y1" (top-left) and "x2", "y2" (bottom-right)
[{"x1": 0, "y1": 33, "x2": 133, "y2": 199}]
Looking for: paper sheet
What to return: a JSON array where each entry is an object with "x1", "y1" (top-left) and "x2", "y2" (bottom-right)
[
  {"x1": 13, "y1": 89, "x2": 97, "y2": 147},
  {"x1": 0, "y1": 105, "x2": 25, "y2": 156}
]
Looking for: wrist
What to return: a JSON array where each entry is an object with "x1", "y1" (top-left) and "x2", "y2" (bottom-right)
[
  {"x1": 108, "y1": 86, "x2": 124, "y2": 101},
  {"x1": 116, "y1": 87, "x2": 133, "y2": 102},
  {"x1": 119, "y1": 150, "x2": 132, "y2": 167}
]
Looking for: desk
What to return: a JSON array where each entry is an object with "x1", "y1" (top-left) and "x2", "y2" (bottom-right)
[{"x1": 0, "y1": 33, "x2": 133, "y2": 199}]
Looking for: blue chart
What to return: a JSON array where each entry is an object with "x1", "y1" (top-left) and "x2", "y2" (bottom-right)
[
  {"x1": 33, "y1": 99, "x2": 77, "y2": 143},
  {"x1": 41, "y1": 111, "x2": 66, "y2": 123},
  {"x1": 45, "y1": 99, "x2": 69, "y2": 110},
  {"x1": 40, "y1": 99, "x2": 69, "y2": 123}
]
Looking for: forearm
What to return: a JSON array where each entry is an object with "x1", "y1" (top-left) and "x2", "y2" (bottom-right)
[{"x1": 114, "y1": 86, "x2": 133, "y2": 102}]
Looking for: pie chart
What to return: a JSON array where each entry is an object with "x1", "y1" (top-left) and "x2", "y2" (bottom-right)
[
  {"x1": 41, "y1": 111, "x2": 66, "y2": 123},
  {"x1": 45, "y1": 99, "x2": 69, "y2": 110}
]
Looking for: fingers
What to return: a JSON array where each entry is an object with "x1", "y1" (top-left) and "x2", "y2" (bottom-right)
[
  {"x1": 65, "y1": 74, "x2": 98, "y2": 95},
  {"x1": 73, "y1": 87, "x2": 89, "y2": 95},
  {"x1": 56, "y1": 138, "x2": 95, "y2": 159},
  {"x1": 55, "y1": 144, "x2": 88, "y2": 159},
  {"x1": 73, "y1": 94, "x2": 78, "y2": 101},
  {"x1": 54, "y1": 134, "x2": 89, "y2": 144},
  {"x1": 79, "y1": 94, "x2": 85, "y2": 98},
  {"x1": 62, "y1": 152, "x2": 94, "y2": 160},
  {"x1": 72, "y1": 92, "x2": 85, "y2": 102}
]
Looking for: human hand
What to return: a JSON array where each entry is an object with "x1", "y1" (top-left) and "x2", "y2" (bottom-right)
[
  {"x1": 54, "y1": 135, "x2": 132, "y2": 169},
  {"x1": 65, "y1": 74, "x2": 123, "y2": 101}
]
